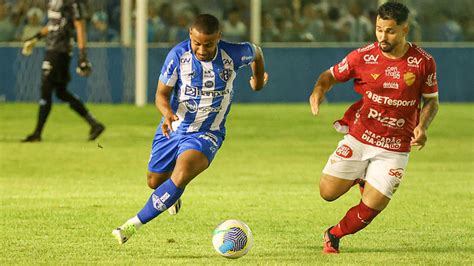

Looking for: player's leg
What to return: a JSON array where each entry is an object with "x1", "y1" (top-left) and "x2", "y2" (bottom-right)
[
  {"x1": 112, "y1": 150, "x2": 209, "y2": 244},
  {"x1": 147, "y1": 171, "x2": 181, "y2": 215},
  {"x1": 55, "y1": 87, "x2": 105, "y2": 140},
  {"x1": 323, "y1": 150, "x2": 408, "y2": 254},
  {"x1": 22, "y1": 71, "x2": 55, "y2": 142},
  {"x1": 112, "y1": 132, "x2": 222, "y2": 244},
  {"x1": 319, "y1": 174, "x2": 357, "y2": 201},
  {"x1": 135, "y1": 131, "x2": 221, "y2": 224}
]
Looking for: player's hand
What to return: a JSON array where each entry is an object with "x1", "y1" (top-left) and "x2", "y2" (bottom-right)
[
  {"x1": 22, "y1": 37, "x2": 38, "y2": 56},
  {"x1": 309, "y1": 92, "x2": 321, "y2": 115},
  {"x1": 249, "y1": 72, "x2": 268, "y2": 91},
  {"x1": 161, "y1": 113, "x2": 179, "y2": 139},
  {"x1": 76, "y1": 58, "x2": 92, "y2": 76},
  {"x1": 76, "y1": 49, "x2": 92, "y2": 76},
  {"x1": 410, "y1": 126, "x2": 427, "y2": 150}
]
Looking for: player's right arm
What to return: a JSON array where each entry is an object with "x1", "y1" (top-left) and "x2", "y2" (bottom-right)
[
  {"x1": 21, "y1": 26, "x2": 48, "y2": 56},
  {"x1": 155, "y1": 81, "x2": 178, "y2": 139},
  {"x1": 309, "y1": 70, "x2": 339, "y2": 115}
]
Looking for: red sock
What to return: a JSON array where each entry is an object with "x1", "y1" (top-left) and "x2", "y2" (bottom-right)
[{"x1": 330, "y1": 201, "x2": 381, "y2": 239}]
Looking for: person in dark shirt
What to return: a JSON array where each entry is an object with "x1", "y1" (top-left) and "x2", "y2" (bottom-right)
[{"x1": 21, "y1": 0, "x2": 104, "y2": 142}]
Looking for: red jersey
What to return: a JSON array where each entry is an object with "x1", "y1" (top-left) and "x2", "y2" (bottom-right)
[{"x1": 330, "y1": 42, "x2": 438, "y2": 152}]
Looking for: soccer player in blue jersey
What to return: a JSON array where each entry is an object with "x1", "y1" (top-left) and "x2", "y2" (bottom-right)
[{"x1": 112, "y1": 14, "x2": 268, "y2": 244}]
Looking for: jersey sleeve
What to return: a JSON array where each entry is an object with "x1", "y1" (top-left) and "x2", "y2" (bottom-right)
[
  {"x1": 421, "y1": 58, "x2": 439, "y2": 98},
  {"x1": 230, "y1": 42, "x2": 256, "y2": 69},
  {"x1": 330, "y1": 50, "x2": 359, "y2": 82},
  {"x1": 72, "y1": 1, "x2": 86, "y2": 20},
  {"x1": 159, "y1": 49, "x2": 180, "y2": 87}
]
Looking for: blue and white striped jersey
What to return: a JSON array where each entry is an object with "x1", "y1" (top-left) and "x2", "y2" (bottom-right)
[{"x1": 158, "y1": 39, "x2": 256, "y2": 137}]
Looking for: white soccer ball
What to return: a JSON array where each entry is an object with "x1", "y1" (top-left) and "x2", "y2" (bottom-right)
[{"x1": 212, "y1": 219, "x2": 253, "y2": 259}]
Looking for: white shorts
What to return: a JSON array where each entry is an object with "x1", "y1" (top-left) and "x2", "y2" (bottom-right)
[{"x1": 322, "y1": 134, "x2": 409, "y2": 198}]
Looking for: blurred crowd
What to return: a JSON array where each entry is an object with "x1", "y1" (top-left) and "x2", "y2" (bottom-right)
[{"x1": 0, "y1": 0, "x2": 473, "y2": 43}]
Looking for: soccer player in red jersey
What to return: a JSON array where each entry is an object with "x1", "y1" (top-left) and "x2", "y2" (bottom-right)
[{"x1": 309, "y1": 2, "x2": 439, "y2": 253}]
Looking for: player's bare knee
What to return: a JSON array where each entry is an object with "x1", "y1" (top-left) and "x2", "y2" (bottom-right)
[{"x1": 319, "y1": 188, "x2": 339, "y2": 202}]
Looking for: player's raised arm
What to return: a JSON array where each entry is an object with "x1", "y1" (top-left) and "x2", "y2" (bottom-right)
[
  {"x1": 309, "y1": 69, "x2": 339, "y2": 116},
  {"x1": 249, "y1": 44, "x2": 268, "y2": 91},
  {"x1": 155, "y1": 80, "x2": 178, "y2": 139},
  {"x1": 410, "y1": 96, "x2": 439, "y2": 150}
]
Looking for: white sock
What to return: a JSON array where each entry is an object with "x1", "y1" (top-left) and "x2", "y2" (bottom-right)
[{"x1": 127, "y1": 216, "x2": 143, "y2": 230}]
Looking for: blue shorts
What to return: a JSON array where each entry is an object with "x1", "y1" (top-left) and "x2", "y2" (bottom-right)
[{"x1": 148, "y1": 131, "x2": 224, "y2": 173}]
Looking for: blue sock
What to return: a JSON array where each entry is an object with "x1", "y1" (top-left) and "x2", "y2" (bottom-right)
[{"x1": 136, "y1": 179, "x2": 184, "y2": 224}]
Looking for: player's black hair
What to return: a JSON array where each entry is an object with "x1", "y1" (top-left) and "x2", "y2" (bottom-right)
[
  {"x1": 191, "y1": 14, "x2": 220, "y2": 34},
  {"x1": 377, "y1": 1, "x2": 410, "y2": 25}
]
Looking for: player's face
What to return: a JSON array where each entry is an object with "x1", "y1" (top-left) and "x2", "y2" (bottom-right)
[
  {"x1": 375, "y1": 16, "x2": 408, "y2": 53},
  {"x1": 189, "y1": 28, "x2": 221, "y2": 61}
]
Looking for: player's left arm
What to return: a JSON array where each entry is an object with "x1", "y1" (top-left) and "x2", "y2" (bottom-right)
[
  {"x1": 410, "y1": 95, "x2": 439, "y2": 150},
  {"x1": 73, "y1": 19, "x2": 92, "y2": 76},
  {"x1": 249, "y1": 44, "x2": 268, "y2": 91}
]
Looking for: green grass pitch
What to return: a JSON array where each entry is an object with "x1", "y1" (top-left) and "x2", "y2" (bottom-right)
[{"x1": 0, "y1": 103, "x2": 472, "y2": 264}]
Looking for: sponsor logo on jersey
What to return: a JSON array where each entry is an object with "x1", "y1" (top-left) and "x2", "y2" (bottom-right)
[
  {"x1": 363, "y1": 54, "x2": 379, "y2": 64},
  {"x1": 425, "y1": 72, "x2": 437, "y2": 87},
  {"x1": 223, "y1": 58, "x2": 233, "y2": 65},
  {"x1": 184, "y1": 85, "x2": 199, "y2": 97},
  {"x1": 335, "y1": 144, "x2": 353, "y2": 158},
  {"x1": 357, "y1": 43, "x2": 376, "y2": 52},
  {"x1": 365, "y1": 91, "x2": 417, "y2": 107},
  {"x1": 415, "y1": 47, "x2": 433, "y2": 60},
  {"x1": 370, "y1": 74, "x2": 380, "y2": 80},
  {"x1": 204, "y1": 80, "x2": 214, "y2": 88},
  {"x1": 385, "y1": 66, "x2": 400, "y2": 79},
  {"x1": 388, "y1": 168, "x2": 404, "y2": 179},
  {"x1": 368, "y1": 108, "x2": 405, "y2": 128},
  {"x1": 184, "y1": 100, "x2": 222, "y2": 113},
  {"x1": 338, "y1": 57, "x2": 349, "y2": 73},
  {"x1": 241, "y1": 55, "x2": 253, "y2": 62},
  {"x1": 180, "y1": 57, "x2": 191, "y2": 64},
  {"x1": 219, "y1": 68, "x2": 233, "y2": 82},
  {"x1": 198, "y1": 132, "x2": 219, "y2": 147},
  {"x1": 383, "y1": 82, "x2": 399, "y2": 89},
  {"x1": 403, "y1": 72, "x2": 416, "y2": 86},
  {"x1": 407, "y1": 56, "x2": 422, "y2": 67},
  {"x1": 361, "y1": 129, "x2": 402, "y2": 149},
  {"x1": 203, "y1": 69, "x2": 215, "y2": 78}
]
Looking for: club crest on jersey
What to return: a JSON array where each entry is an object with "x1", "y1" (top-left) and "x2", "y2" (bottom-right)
[
  {"x1": 219, "y1": 68, "x2": 233, "y2": 81},
  {"x1": 184, "y1": 99, "x2": 198, "y2": 113},
  {"x1": 370, "y1": 74, "x2": 380, "y2": 80},
  {"x1": 403, "y1": 72, "x2": 416, "y2": 86}
]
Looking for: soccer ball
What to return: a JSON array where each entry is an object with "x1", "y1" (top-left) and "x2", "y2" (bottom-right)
[{"x1": 212, "y1": 219, "x2": 253, "y2": 259}]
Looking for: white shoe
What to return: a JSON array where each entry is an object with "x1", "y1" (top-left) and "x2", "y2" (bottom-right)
[
  {"x1": 112, "y1": 222, "x2": 137, "y2": 244},
  {"x1": 168, "y1": 198, "x2": 182, "y2": 215}
]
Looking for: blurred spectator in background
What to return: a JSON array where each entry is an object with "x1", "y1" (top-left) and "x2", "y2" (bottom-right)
[
  {"x1": 437, "y1": 11, "x2": 463, "y2": 42},
  {"x1": 320, "y1": 7, "x2": 345, "y2": 42},
  {"x1": 296, "y1": 2, "x2": 324, "y2": 42},
  {"x1": 148, "y1": 3, "x2": 165, "y2": 42},
  {"x1": 155, "y1": 2, "x2": 174, "y2": 42},
  {"x1": 169, "y1": 9, "x2": 195, "y2": 43},
  {"x1": 88, "y1": 10, "x2": 118, "y2": 42},
  {"x1": 340, "y1": 3, "x2": 373, "y2": 42},
  {"x1": 0, "y1": 1, "x2": 15, "y2": 41},
  {"x1": 261, "y1": 12, "x2": 280, "y2": 42},
  {"x1": 20, "y1": 7, "x2": 44, "y2": 42},
  {"x1": 222, "y1": 7, "x2": 247, "y2": 42}
]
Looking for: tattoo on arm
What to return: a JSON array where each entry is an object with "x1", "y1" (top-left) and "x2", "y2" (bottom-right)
[{"x1": 418, "y1": 96, "x2": 439, "y2": 130}]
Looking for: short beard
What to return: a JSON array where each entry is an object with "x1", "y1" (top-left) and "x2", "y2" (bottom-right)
[{"x1": 379, "y1": 42, "x2": 394, "y2": 53}]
